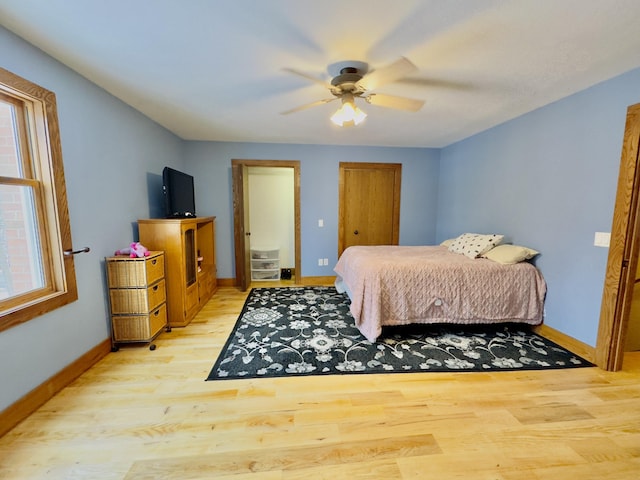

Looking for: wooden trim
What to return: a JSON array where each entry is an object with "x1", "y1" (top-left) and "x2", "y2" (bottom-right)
[
  {"x1": 0, "y1": 67, "x2": 78, "y2": 332},
  {"x1": 299, "y1": 276, "x2": 336, "y2": 285},
  {"x1": 231, "y1": 163, "x2": 249, "y2": 290},
  {"x1": 293, "y1": 166, "x2": 301, "y2": 285},
  {"x1": 232, "y1": 160, "x2": 301, "y2": 169},
  {"x1": 216, "y1": 278, "x2": 237, "y2": 287},
  {"x1": 596, "y1": 103, "x2": 640, "y2": 370},
  {"x1": 231, "y1": 160, "x2": 301, "y2": 289},
  {"x1": 0, "y1": 338, "x2": 111, "y2": 437},
  {"x1": 533, "y1": 324, "x2": 596, "y2": 364}
]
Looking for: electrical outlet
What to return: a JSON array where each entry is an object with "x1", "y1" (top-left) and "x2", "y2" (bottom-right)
[
  {"x1": 323, "y1": 258, "x2": 328, "y2": 266},
  {"x1": 318, "y1": 258, "x2": 323, "y2": 266},
  {"x1": 318, "y1": 219, "x2": 324, "y2": 227}
]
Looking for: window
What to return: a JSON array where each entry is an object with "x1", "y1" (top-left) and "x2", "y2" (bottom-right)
[{"x1": 0, "y1": 68, "x2": 77, "y2": 332}]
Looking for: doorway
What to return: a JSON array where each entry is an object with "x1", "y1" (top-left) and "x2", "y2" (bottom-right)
[
  {"x1": 232, "y1": 159, "x2": 301, "y2": 291},
  {"x1": 338, "y1": 162, "x2": 401, "y2": 256},
  {"x1": 596, "y1": 102, "x2": 640, "y2": 370}
]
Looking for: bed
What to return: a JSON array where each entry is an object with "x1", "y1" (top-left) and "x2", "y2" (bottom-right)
[{"x1": 334, "y1": 244, "x2": 547, "y2": 342}]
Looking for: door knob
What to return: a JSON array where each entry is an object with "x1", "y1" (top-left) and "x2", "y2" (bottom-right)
[
  {"x1": 245, "y1": 232, "x2": 251, "y2": 236},
  {"x1": 354, "y1": 230, "x2": 359, "y2": 235}
]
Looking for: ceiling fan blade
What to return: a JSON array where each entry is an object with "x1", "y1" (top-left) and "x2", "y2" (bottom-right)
[
  {"x1": 365, "y1": 93, "x2": 424, "y2": 112},
  {"x1": 358, "y1": 57, "x2": 418, "y2": 91},
  {"x1": 397, "y1": 77, "x2": 473, "y2": 91},
  {"x1": 282, "y1": 67, "x2": 332, "y2": 88},
  {"x1": 281, "y1": 97, "x2": 337, "y2": 115}
]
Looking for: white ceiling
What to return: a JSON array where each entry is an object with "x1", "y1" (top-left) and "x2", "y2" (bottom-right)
[{"x1": 2, "y1": 0, "x2": 640, "y2": 148}]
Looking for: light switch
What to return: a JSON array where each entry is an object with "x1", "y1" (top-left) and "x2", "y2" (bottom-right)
[
  {"x1": 594, "y1": 232, "x2": 611, "y2": 247},
  {"x1": 318, "y1": 219, "x2": 324, "y2": 227}
]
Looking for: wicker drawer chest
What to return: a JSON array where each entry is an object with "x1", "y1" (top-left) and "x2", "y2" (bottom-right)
[{"x1": 106, "y1": 251, "x2": 169, "y2": 350}]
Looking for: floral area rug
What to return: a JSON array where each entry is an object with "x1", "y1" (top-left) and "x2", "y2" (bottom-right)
[{"x1": 206, "y1": 287, "x2": 593, "y2": 380}]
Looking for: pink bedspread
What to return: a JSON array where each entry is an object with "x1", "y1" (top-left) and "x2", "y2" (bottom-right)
[{"x1": 334, "y1": 245, "x2": 546, "y2": 342}]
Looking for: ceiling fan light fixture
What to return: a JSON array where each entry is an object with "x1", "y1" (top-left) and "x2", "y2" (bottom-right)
[
  {"x1": 283, "y1": 57, "x2": 423, "y2": 124},
  {"x1": 330, "y1": 97, "x2": 367, "y2": 127}
]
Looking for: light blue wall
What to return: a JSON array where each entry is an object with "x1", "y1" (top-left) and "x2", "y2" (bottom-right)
[
  {"x1": 438, "y1": 67, "x2": 640, "y2": 347},
  {"x1": 185, "y1": 142, "x2": 440, "y2": 279},
  {"x1": 2, "y1": 20, "x2": 639, "y2": 417},
  {"x1": 0, "y1": 27, "x2": 183, "y2": 411}
]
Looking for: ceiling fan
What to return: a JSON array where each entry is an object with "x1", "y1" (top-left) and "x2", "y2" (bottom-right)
[{"x1": 281, "y1": 57, "x2": 425, "y2": 127}]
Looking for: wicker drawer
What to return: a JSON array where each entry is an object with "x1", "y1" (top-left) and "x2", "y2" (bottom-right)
[
  {"x1": 112, "y1": 303, "x2": 167, "y2": 342},
  {"x1": 109, "y1": 279, "x2": 166, "y2": 314},
  {"x1": 106, "y1": 252, "x2": 165, "y2": 288}
]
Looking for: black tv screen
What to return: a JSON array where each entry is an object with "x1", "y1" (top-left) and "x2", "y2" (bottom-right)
[{"x1": 162, "y1": 167, "x2": 196, "y2": 218}]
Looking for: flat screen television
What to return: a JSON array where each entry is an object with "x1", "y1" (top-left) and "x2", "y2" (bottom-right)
[{"x1": 162, "y1": 167, "x2": 196, "y2": 218}]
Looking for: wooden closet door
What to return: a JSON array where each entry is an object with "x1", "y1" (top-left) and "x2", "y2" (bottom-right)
[
  {"x1": 596, "y1": 102, "x2": 640, "y2": 370},
  {"x1": 338, "y1": 162, "x2": 401, "y2": 256}
]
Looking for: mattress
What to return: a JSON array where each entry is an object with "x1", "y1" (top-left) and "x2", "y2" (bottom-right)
[{"x1": 334, "y1": 245, "x2": 547, "y2": 342}]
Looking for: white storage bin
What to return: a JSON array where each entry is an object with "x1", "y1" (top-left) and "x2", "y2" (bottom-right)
[
  {"x1": 252, "y1": 270, "x2": 281, "y2": 280},
  {"x1": 250, "y1": 247, "x2": 280, "y2": 281},
  {"x1": 251, "y1": 259, "x2": 278, "y2": 270},
  {"x1": 251, "y1": 248, "x2": 279, "y2": 260}
]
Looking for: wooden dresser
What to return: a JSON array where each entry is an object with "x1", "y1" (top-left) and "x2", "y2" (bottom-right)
[
  {"x1": 138, "y1": 217, "x2": 217, "y2": 327},
  {"x1": 106, "y1": 251, "x2": 168, "y2": 350}
]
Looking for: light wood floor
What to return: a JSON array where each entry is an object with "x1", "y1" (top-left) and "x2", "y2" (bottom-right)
[{"x1": 1, "y1": 283, "x2": 640, "y2": 479}]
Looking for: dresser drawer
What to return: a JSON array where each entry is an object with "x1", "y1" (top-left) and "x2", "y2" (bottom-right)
[
  {"x1": 109, "y1": 279, "x2": 166, "y2": 314},
  {"x1": 106, "y1": 252, "x2": 165, "y2": 287},
  {"x1": 112, "y1": 303, "x2": 167, "y2": 342}
]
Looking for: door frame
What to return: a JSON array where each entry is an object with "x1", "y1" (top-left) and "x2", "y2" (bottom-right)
[
  {"x1": 338, "y1": 162, "x2": 401, "y2": 256},
  {"x1": 232, "y1": 159, "x2": 301, "y2": 290},
  {"x1": 596, "y1": 103, "x2": 640, "y2": 370}
]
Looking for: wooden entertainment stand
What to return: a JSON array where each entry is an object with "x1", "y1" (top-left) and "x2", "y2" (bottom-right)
[{"x1": 138, "y1": 217, "x2": 217, "y2": 327}]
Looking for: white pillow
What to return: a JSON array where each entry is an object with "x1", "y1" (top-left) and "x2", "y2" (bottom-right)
[
  {"x1": 448, "y1": 233, "x2": 504, "y2": 258},
  {"x1": 440, "y1": 238, "x2": 456, "y2": 247},
  {"x1": 482, "y1": 244, "x2": 539, "y2": 264}
]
